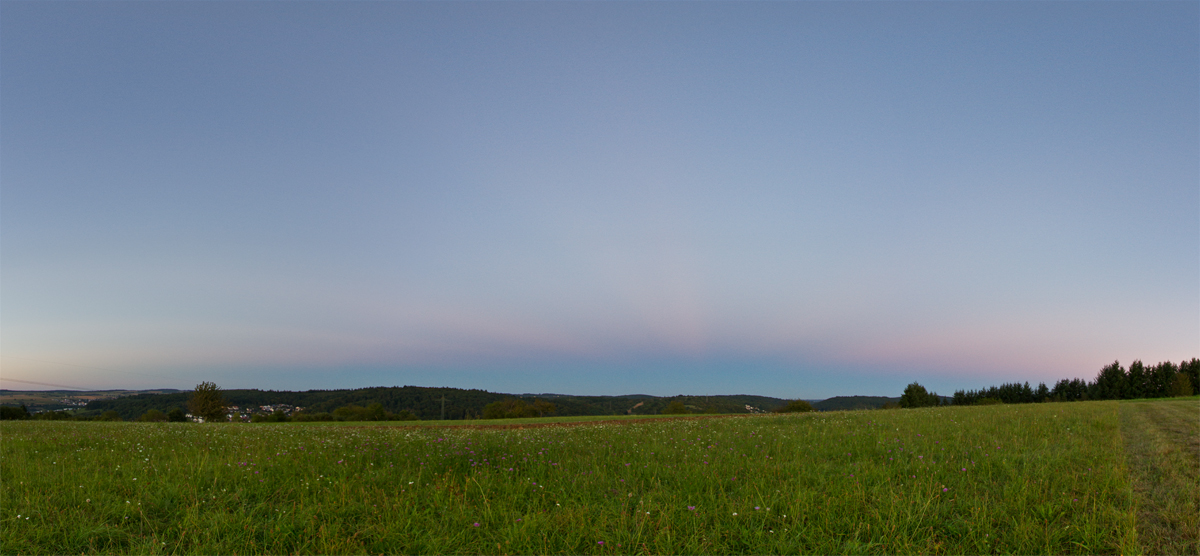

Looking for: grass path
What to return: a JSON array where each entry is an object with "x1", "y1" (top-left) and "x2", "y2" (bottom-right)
[{"x1": 1119, "y1": 397, "x2": 1199, "y2": 555}]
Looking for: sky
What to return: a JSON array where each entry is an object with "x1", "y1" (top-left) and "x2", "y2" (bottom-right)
[{"x1": 1, "y1": 2, "x2": 1197, "y2": 399}]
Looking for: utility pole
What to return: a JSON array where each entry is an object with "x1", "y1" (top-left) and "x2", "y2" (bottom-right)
[{"x1": 439, "y1": 396, "x2": 447, "y2": 421}]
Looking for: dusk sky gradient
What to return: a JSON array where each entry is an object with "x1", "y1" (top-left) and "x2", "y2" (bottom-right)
[{"x1": 2, "y1": 2, "x2": 1197, "y2": 399}]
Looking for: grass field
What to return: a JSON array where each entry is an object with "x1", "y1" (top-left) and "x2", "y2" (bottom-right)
[{"x1": 1, "y1": 398, "x2": 1192, "y2": 554}]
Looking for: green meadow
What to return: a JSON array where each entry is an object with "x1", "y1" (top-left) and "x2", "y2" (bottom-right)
[{"x1": 2, "y1": 399, "x2": 1195, "y2": 555}]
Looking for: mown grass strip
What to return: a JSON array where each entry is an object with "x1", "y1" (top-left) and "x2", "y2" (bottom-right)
[{"x1": 1119, "y1": 397, "x2": 1200, "y2": 556}]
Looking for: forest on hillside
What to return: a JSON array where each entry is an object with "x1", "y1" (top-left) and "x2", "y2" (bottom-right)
[{"x1": 70, "y1": 387, "x2": 792, "y2": 421}]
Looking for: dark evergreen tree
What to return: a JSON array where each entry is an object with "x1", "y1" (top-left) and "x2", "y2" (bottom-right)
[
  {"x1": 1092, "y1": 361, "x2": 1128, "y2": 400},
  {"x1": 1127, "y1": 360, "x2": 1147, "y2": 399},
  {"x1": 1182, "y1": 359, "x2": 1200, "y2": 392},
  {"x1": 1147, "y1": 361, "x2": 1177, "y2": 398},
  {"x1": 899, "y1": 383, "x2": 940, "y2": 408},
  {"x1": 1034, "y1": 382, "x2": 1050, "y2": 402}
]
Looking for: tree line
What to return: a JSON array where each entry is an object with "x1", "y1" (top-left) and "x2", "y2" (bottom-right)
[{"x1": 899, "y1": 358, "x2": 1198, "y2": 408}]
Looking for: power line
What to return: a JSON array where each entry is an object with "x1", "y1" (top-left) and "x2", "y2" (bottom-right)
[{"x1": 0, "y1": 377, "x2": 93, "y2": 391}]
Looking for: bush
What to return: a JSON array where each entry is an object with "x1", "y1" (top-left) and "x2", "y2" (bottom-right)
[
  {"x1": 36, "y1": 411, "x2": 76, "y2": 421},
  {"x1": 332, "y1": 403, "x2": 402, "y2": 421},
  {"x1": 395, "y1": 409, "x2": 419, "y2": 421},
  {"x1": 292, "y1": 411, "x2": 334, "y2": 422},
  {"x1": 250, "y1": 410, "x2": 295, "y2": 423},
  {"x1": 661, "y1": 401, "x2": 690, "y2": 414},
  {"x1": 773, "y1": 400, "x2": 815, "y2": 413},
  {"x1": 0, "y1": 405, "x2": 30, "y2": 420},
  {"x1": 482, "y1": 398, "x2": 555, "y2": 419},
  {"x1": 976, "y1": 398, "x2": 1004, "y2": 405},
  {"x1": 1169, "y1": 373, "x2": 1194, "y2": 397},
  {"x1": 167, "y1": 408, "x2": 188, "y2": 422},
  {"x1": 137, "y1": 409, "x2": 168, "y2": 422},
  {"x1": 99, "y1": 410, "x2": 122, "y2": 421}
]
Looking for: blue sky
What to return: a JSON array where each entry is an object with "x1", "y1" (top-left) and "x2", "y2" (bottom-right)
[{"x1": 2, "y1": 2, "x2": 1196, "y2": 399}]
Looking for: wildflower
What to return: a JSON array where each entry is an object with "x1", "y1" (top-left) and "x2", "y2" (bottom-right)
[
  {"x1": 473, "y1": 522, "x2": 480, "y2": 527},
  {"x1": 598, "y1": 541, "x2": 604, "y2": 546},
  {"x1": 688, "y1": 506, "x2": 696, "y2": 511}
]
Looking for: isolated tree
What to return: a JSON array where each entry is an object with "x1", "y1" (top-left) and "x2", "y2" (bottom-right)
[
  {"x1": 167, "y1": 408, "x2": 187, "y2": 422},
  {"x1": 773, "y1": 400, "x2": 815, "y2": 413},
  {"x1": 189, "y1": 381, "x2": 228, "y2": 422},
  {"x1": 899, "y1": 383, "x2": 940, "y2": 408}
]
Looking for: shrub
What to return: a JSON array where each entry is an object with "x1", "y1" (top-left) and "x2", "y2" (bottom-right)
[
  {"x1": 292, "y1": 412, "x2": 334, "y2": 422},
  {"x1": 36, "y1": 411, "x2": 75, "y2": 421},
  {"x1": 0, "y1": 405, "x2": 30, "y2": 420},
  {"x1": 661, "y1": 401, "x2": 690, "y2": 414},
  {"x1": 99, "y1": 410, "x2": 122, "y2": 421},
  {"x1": 1169, "y1": 373, "x2": 1194, "y2": 397},
  {"x1": 137, "y1": 409, "x2": 168, "y2": 422},
  {"x1": 482, "y1": 398, "x2": 555, "y2": 419},
  {"x1": 773, "y1": 400, "x2": 815, "y2": 413}
]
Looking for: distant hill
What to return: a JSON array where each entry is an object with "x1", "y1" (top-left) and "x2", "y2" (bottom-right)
[
  {"x1": 0, "y1": 386, "x2": 917, "y2": 420},
  {"x1": 74, "y1": 386, "x2": 795, "y2": 421},
  {"x1": 0, "y1": 389, "x2": 183, "y2": 412}
]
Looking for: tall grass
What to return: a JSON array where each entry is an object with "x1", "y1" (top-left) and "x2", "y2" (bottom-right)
[{"x1": 1, "y1": 401, "x2": 1135, "y2": 554}]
